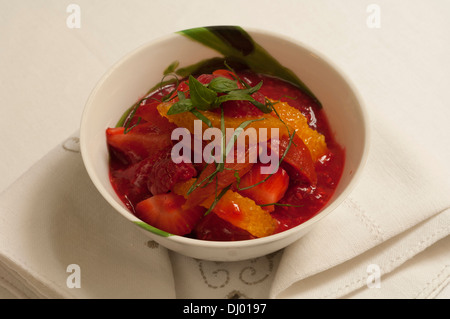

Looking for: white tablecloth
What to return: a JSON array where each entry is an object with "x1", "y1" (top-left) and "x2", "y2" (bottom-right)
[{"x1": 1, "y1": 0, "x2": 449, "y2": 299}]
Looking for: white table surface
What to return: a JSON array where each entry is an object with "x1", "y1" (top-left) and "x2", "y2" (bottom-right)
[{"x1": 1, "y1": 0, "x2": 449, "y2": 299}]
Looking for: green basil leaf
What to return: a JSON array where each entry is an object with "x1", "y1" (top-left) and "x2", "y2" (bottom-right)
[
  {"x1": 163, "y1": 60, "x2": 180, "y2": 75},
  {"x1": 225, "y1": 118, "x2": 265, "y2": 157},
  {"x1": 190, "y1": 109, "x2": 212, "y2": 128},
  {"x1": 188, "y1": 75, "x2": 217, "y2": 110},
  {"x1": 204, "y1": 184, "x2": 231, "y2": 216},
  {"x1": 167, "y1": 99, "x2": 193, "y2": 115},
  {"x1": 177, "y1": 91, "x2": 186, "y2": 100},
  {"x1": 214, "y1": 92, "x2": 254, "y2": 104},
  {"x1": 232, "y1": 81, "x2": 263, "y2": 95},
  {"x1": 178, "y1": 26, "x2": 322, "y2": 107},
  {"x1": 250, "y1": 99, "x2": 272, "y2": 113},
  {"x1": 208, "y1": 77, "x2": 238, "y2": 93},
  {"x1": 134, "y1": 221, "x2": 173, "y2": 237}
]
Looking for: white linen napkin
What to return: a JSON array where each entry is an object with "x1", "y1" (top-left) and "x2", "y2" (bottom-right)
[
  {"x1": 167, "y1": 105, "x2": 450, "y2": 299},
  {"x1": 0, "y1": 133, "x2": 176, "y2": 299},
  {"x1": 269, "y1": 107, "x2": 450, "y2": 298},
  {"x1": 0, "y1": 98, "x2": 449, "y2": 299},
  {"x1": 0, "y1": 132, "x2": 286, "y2": 299}
]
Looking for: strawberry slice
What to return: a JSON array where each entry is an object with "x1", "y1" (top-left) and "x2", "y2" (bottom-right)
[
  {"x1": 183, "y1": 160, "x2": 254, "y2": 209},
  {"x1": 132, "y1": 99, "x2": 178, "y2": 132},
  {"x1": 212, "y1": 69, "x2": 236, "y2": 80},
  {"x1": 237, "y1": 163, "x2": 289, "y2": 212},
  {"x1": 148, "y1": 149, "x2": 197, "y2": 195},
  {"x1": 196, "y1": 73, "x2": 216, "y2": 85},
  {"x1": 106, "y1": 122, "x2": 173, "y2": 165},
  {"x1": 192, "y1": 212, "x2": 256, "y2": 241},
  {"x1": 220, "y1": 97, "x2": 264, "y2": 118},
  {"x1": 135, "y1": 193, "x2": 206, "y2": 236},
  {"x1": 109, "y1": 155, "x2": 157, "y2": 211},
  {"x1": 270, "y1": 134, "x2": 317, "y2": 185},
  {"x1": 110, "y1": 148, "x2": 196, "y2": 210}
]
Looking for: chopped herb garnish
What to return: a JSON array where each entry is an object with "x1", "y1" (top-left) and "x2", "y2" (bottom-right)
[
  {"x1": 166, "y1": 70, "x2": 272, "y2": 115},
  {"x1": 204, "y1": 184, "x2": 231, "y2": 216},
  {"x1": 208, "y1": 77, "x2": 238, "y2": 92},
  {"x1": 120, "y1": 60, "x2": 303, "y2": 216},
  {"x1": 190, "y1": 109, "x2": 212, "y2": 128},
  {"x1": 188, "y1": 75, "x2": 218, "y2": 110},
  {"x1": 163, "y1": 60, "x2": 180, "y2": 75}
]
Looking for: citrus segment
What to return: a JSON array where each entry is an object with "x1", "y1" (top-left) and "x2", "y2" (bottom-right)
[
  {"x1": 173, "y1": 178, "x2": 277, "y2": 238},
  {"x1": 268, "y1": 99, "x2": 327, "y2": 161},
  {"x1": 157, "y1": 99, "x2": 327, "y2": 161}
]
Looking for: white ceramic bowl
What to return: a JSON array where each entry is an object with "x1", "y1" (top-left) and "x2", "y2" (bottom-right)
[{"x1": 80, "y1": 26, "x2": 369, "y2": 261}]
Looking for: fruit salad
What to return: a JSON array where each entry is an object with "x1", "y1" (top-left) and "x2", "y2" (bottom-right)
[{"x1": 106, "y1": 66, "x2": 344, "y2": 241}]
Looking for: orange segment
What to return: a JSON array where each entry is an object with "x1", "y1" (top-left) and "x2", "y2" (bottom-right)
[
  {"x1": 267, "y1": 99, "x2": 327, "y2": 161},
  {"x1": 157, "y1": 102, "x2": 271, "y2": 136},
  {"x1": 172, "y1": 178, "x2": 195, "y2": 199},
  {"x1": 173, "y1": 178, "x2": 276, "y2": 238},
  {"x1": 213, "y1": 190, "x2": 277, "y2": 238},
  {"x1": 157, "y1": 99, "x2": 327, "y2": 161}
]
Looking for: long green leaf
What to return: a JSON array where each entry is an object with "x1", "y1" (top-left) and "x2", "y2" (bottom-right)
[
  {"x1": 134, "y1": 221, "x2": 173, "y2": 237},
  {"x1": 178, "y1": 26, "x2": 322, "y2": 107}
]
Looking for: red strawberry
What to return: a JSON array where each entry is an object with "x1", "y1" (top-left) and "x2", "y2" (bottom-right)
[
  {"x1": 196, "y1": 74, "x2": 216, "y2": 85},
  {"x1": 135, "y1": 193, "x2": 206, "y2": 236},
  {"x1": 212, "y1": 69, "x2": 236, "y2": 80},
  {"x1": 269, "y1": 134, "x2": 317, "y2": 185},
  {"x1": 109, "y1": 155, "x2": 157, "y2": 210},
  {"x1": 110, "y1": 148, "x2": 196, "y2": 209},
  {"x1": 192, "y1": 212, "x2": 256, "y2": 241},
  {"x1": 124, "y1": 82, "x2": 179, "y2": 128},
  {"x1": 132, "y1": 99, "x2": 177, "y2": 132},
  {"x1": 221, "y1": 97, "x2": 264, "y2": 118},
  {"x1": 148, "y1": 149, "x2": 197, "y2": 195},
  {"x1": 183, "y1": 157, "x2": 254, "y2": 209},
  {"x1": 106, "y1": 122, "x2": 173, "y2": 165},
  {"x1": 237, "y1": 163, "x2": 289, "y2": 212}
]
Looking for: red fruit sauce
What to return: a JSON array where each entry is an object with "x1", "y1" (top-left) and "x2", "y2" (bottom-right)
[{"x1": 107, "y1": 70, "x2": 345, "y2": 241}]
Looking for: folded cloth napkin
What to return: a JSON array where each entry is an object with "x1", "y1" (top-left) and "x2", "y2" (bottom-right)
[
  {"x1": 0, "y1": 131, "x2": 286, "y2": 299},
  {"x1": 168, "y1": 106, "x2": 450, "y2": 299},
  {"x1": 0, "y1": 133, "x2": 176, "y2": 299},
  {"x1": 1, "y1": 103, "x2": 448, "y2": 299},
  {"x1": 269, "y1": 107, "x2": 450, "y2": 299}
]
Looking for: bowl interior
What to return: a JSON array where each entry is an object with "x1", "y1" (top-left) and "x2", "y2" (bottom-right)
[{"x1": 80, "y1": 27, "x2": 368, "y2": 260}]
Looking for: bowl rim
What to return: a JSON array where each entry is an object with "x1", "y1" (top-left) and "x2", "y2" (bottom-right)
[{"x1": 80, "y1": 25, "x2": 370, "y2": 249}]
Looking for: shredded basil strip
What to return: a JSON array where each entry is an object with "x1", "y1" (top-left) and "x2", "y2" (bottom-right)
[
  {"x1": 224, "y1": 118, "x2": 265, "y2": 157},
  {"x1": 204, "y1": 184, "x2": 231, "y2": 216},
  {"x1": 190, "y1": 109, "x2": 212, "y2": 128}
]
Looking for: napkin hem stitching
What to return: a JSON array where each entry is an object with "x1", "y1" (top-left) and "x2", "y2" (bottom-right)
[
  {"x1": 322, "y1": 223, "x2": 449, "y2": 298},
  {"x1": 414, "y1": 264, "x2": 449, "y2": 299},
  {"x1": 347, "y1": 197, "x2": 384, "y2": 243},
  {"x1": 0, "y1": 275, "x2": 32, "y2": 299}
]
